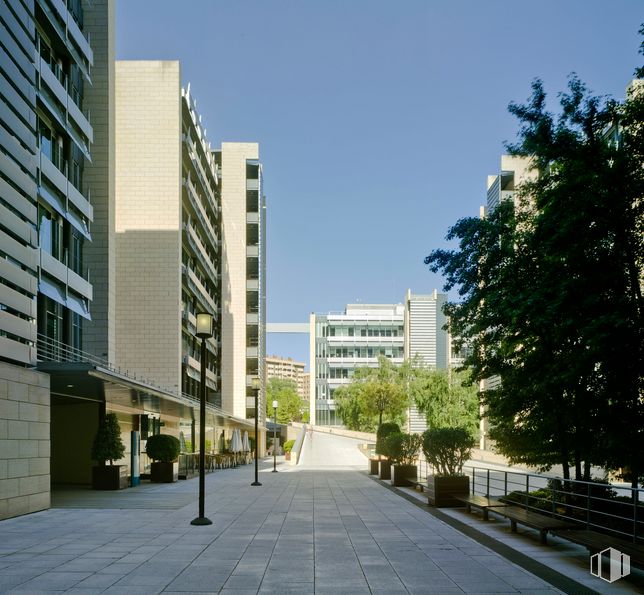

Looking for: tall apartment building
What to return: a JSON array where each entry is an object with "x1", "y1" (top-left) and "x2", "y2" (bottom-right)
[
  {"x1": 0, "y1": 0, "x2": 109, "y2": 518},
  {"x1": 404, "y1": 289, "x2": 448, "y2": 433},
  {"x1": 114, "y1": 61, "x2": 221, "y2": 404},
  {"x1": 215, "y1": 143, "x2": 266, "y2": 424},
  {"x1": 310, "y1": 304, "x2": 405, "y2": 426},
  {"x1": 1, "y1": 0, "x2": 96, "y2": 365},
  {"x1": 266, "y1": 354, "x2": 308, "y2": 400}
]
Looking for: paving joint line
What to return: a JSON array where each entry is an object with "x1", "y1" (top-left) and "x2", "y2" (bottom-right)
[
  {"x1": 354, "y1": 483, "x2": 414, "y2": 593},
  {"x1": 256, "y1": 475, "x2": 301, "y2": 593},
  {"x1": 365, "y1": 472, "x2": 599, "y2": 595},
  {"x1": 330, "y1": 479, "x2": 387, "y2": 594}
]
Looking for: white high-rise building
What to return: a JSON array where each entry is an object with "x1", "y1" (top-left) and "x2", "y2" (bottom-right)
[
  {"x1": 404, "y1": 289, "x2": 449, "y2": 433},
  {"x1": 310, "y1": 304, "x2": 405, "y2": 426}
]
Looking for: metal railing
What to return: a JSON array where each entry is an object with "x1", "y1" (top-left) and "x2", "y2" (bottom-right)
[
  {"x1": 465, "y1": 466, "x2": 643, "y2": 544},
  {"x1": 36, "y1": 334, "x2": 196, "y2": 408},
  {"x1": 406, "y1": 449, "x2": 643, "y2": 544}
]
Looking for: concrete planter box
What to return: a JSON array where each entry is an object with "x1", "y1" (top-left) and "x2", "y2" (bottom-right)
[
  {"x1": 378, "y1": 459, "x2": 391, "y2": 480},
  {"x1": 150, "y1": 462, "x2": 179, "y2": 483},
  {"x1": 426, "y1": 475, "x2": 469, "y2": 507},
  {"x1": 369, "y1": 458, "x2": 380, "y2": 475},
  {"x1": 92, "y1": 465, "x2": 128, "y2": 490},
  {"x1": 390, "y1": 464, "x2": 418, "y2": 487}
]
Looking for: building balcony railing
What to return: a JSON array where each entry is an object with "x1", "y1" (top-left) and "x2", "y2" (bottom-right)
[
  {"x1": 183, "y1": 175, "x2": 219, "y2": 248},
  {"x1": 182, "y1": 264, "x2": 217, "y2": 314},
  {"x1": 182, "y1": 219, "x2": 218, "y2": 282},
  {"x1": 182, "y1": 135, "x2": 216, "y2": 204}
]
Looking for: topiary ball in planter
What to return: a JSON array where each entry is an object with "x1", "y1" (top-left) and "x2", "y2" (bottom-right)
[{"x1": 146, "y1": 434, "x2": 180, "y2": 483}]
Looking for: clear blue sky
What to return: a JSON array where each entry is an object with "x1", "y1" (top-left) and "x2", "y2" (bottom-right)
[{"x1": 116, "y1": 1, "x2": 643, "y2": 366}]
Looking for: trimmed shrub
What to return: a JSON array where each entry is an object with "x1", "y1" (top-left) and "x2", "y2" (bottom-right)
[
  {"x1": 91, "y1": 413, "x2": 125, "y2": 465},
  {"x1": 283, "y1": 439, "x2": 295, "y2": 453},
  {"x1": 422, "y1": 427, "x2": 474, "y2": 476},
  {"x1": 385, "y1": 432, "x2": 422, "y2": 466},
  {"x1": 146, "y1": 434, "x2": 180, "y2": 463},
  {"x1": 375, "y1": 422, "x2": 400, "y2": 456}
]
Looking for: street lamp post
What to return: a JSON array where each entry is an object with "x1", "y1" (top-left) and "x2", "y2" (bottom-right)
[
  {"x1": 191, "y1": 312, "x2": 213, "y2": 526},
  {"x1": 272, "y1": 399, "x2": 278, "y2": 472},
  {"x1": 251, "y1": 377, "x2": 262, "y2": 486}
]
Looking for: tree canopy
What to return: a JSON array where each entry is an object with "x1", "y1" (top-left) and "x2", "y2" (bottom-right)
[
  {"x1": 425, "y1": 44, "x2": 644, "y2": 484},
  {"x1": 265, "y1": 378, "x2": 305, "y2": 423},
  {"x1": 405, "y1": 364, "x2": 479, "y2": 437},
  {"x1": 334, "y1": 356, "x2": 409, "y2": 431}
]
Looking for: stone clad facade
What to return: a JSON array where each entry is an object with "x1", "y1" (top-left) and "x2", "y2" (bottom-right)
[{"x1": 0, "y1": 362, "x2": 50, "y2": 520}]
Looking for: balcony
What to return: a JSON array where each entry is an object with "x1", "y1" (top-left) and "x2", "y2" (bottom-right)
[
  {"x1": 182, "y1": 264, "x2": 217, "y2": 313},
  {"x1": 40, "y1": 250, "x2": 92, "y2": 301},
  {"x1": 326, "y1": 334, "x2": 404, "y2": 345},
  {"x1": 182, "y1": 135, "x2": 216, "y2": 205},
  {"x1": 183, "y1": 219, "x2": 217, "y2": 282},
  {"x1": 183, "y1": 175, "x2": 218, "y2": 249}
]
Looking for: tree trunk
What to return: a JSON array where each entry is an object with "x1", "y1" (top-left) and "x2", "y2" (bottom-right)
[
  {"x1": 574, "y1": 451, "x2": 582, "y2": 481},
  {"x1": 562, "y1": 462, "x2": 570, "y2": 480},
  {"x1": 379, "y1": 410, "x2": 383, "y2": 427},
  {"x1": 583, "y1": 460, "x2": 591, "y2": 482}
]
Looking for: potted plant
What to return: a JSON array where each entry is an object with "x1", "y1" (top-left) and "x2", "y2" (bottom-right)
[
  {"x1": 385, "y1": 432, "x2": 422, "y2": 487},
  {"x1": 423, "y1": 427, "x2": 474, "y2": 507},
  {"x1": 146, "y1": 434, "x2": 180, "y2": 483},
  {"x1": 284, "y1": 439, "x2": 295, "y2": 461},
  {"x1": 376, "y1": 422, "x2": 400, "y2": 480},
  {"x1": 91, "y1": 412, "x2": 128, "y2": 490}
]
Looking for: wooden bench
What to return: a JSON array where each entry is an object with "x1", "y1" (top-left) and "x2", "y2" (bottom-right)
[
  {"x1": 549, "y1": 529, "x2": 644, "y2": 568},
  {"x1": 452, "y1": 494, "x2": 508, "y2": 520},
  {"x1": 487, "y1": 505, "x2": 580, "y2": 544}
]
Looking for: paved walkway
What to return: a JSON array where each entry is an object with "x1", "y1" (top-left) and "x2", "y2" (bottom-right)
[{"x1": 0, "y1": 431, "x2": 623, "y2": 594}]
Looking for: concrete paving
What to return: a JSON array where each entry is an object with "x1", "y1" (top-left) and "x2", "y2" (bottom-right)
[{"x1": 0, "y1": 430, "x2": 626, "y2": 594}]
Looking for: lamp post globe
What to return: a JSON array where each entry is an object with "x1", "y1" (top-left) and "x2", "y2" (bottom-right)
[
  {"x1": 251, "y1": 377, "x2": 262, "y2": 486},
  {"x1": 191, "y1": 312, "x2": 213, "y2": 526}
]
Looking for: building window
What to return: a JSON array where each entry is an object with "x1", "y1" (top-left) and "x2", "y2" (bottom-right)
[
  {"x1": 39, "y1": 206, "x2": 64, "y2": 261},
  {"x1": 71, "y1": 312, "x2": 82, "y2": 350},
  {"x1": 41, "y1": 296, "x2": 63, "y2": 344},
  {"x1": 70, "y1": 231, "x2": 83, "y2": 275}
]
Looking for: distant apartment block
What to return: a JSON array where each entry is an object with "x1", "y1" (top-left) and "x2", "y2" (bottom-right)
[
  {"x1": 266, "y1": 355, "x2": 308, "y2": 400},
  {"x1": 215, "y1": 143, "x2": 266, "y2": 424},
  {"x1": 114, "y1": 61, "x2": 221, "y2": 403},
  {"x1": 404, "y1": 289, "x2": 448, "y2": 433},
  {"x1": 310, "y1": 304, "x2": 405, "y2": 426}
]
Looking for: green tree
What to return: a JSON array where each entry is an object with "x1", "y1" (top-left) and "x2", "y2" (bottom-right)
[
  {"x1": 354, "y1": 356, "x2": 409, "y2": 427},
  {"x1": 426, "y1": 54, "x2": 644, "y2": 484},
  {"x1": 405, "y1": 364, "x2": 479, "y2": 437},
  {"x1": 334, "y1": 382, "x2": 375, "y2": 431},
  {"x1": 266, "y1": 378, "x2": 304, "y2": 423}
]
